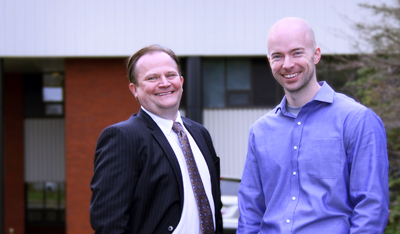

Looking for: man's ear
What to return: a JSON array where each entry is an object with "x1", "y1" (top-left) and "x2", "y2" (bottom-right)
[
  {"x1": 180, "y1": 76, "x2": 184, "y2": 91},
  {"x1": 129, "y1": 83, "x2": 138, "y2": 99},
  {"x1": 314, "y1": 47, "x2": 321, "y2": 64}
]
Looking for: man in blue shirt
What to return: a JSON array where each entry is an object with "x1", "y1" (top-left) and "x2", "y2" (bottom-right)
[{"x1": 238, "y1": 17, "x2": 389, "y2": 233}]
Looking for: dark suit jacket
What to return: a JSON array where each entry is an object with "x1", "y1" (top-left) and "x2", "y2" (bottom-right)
[{"x1": 90, "y1": 109, "x2": 222, "y2": 234}]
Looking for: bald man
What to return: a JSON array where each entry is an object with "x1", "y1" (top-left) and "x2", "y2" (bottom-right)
[{"x1": 238, "y1": 17, "x2": 389, "y2": 233}]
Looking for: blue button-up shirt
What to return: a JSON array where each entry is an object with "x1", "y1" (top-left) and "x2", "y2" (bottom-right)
[{"x1": 238, "y1": 82, "x2": 389, "y2": 234}]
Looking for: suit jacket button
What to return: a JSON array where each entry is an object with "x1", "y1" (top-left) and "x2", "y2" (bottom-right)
[{"x1": 168, "y1": 226, "x2": 174, "y2": 232}]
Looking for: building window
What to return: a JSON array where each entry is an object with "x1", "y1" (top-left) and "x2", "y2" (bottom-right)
[
  {"x1": 24, "y1": 73, "x2": 64, "y2": 117},
  {"x1": 43, "y1": 73, "x2": 64, "y2": 116},
  {"x1": 26, "y1": 182, "x2": 65, "y2": 226},
  {"x1": 202, "y1": 57, "x2": 282, "y2": 108}
]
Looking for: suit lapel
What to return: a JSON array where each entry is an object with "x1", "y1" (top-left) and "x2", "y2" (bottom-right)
[
  {"x1": 137, "y1": 109, "x2": 184, "y2": 202},
  {"x1": 182, "y1": 118, "x2": 217, "y2": 181}
]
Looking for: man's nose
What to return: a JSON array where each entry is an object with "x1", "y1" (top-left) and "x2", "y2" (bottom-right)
[
  {"x1": 282, "y1": 56, "x2": 294, "y2": 69},
  {"x1": 159, "y1": 76, "x2": 171, "y2": 86}
]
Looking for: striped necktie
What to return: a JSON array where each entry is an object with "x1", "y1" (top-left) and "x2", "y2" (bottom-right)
[{"x1": 172, "y1": 122, "x2": 214, "y2": 234}]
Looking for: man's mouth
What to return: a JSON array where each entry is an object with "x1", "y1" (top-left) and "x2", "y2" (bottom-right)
[
  {"x1": 156, "y1": 91, "x2": 173, "y2": 96},
  {"x1": 283, "y1": 72, "x2": 300, "y2": 78}
]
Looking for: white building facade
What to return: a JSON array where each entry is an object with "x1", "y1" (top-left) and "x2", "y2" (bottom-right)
[{"x1": 1, "y1": 0, "x2": 383, "y2": 179}]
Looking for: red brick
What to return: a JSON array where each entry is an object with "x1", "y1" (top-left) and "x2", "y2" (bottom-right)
[{"x1": 65, "y1": 58, "x2": 140, "y2": 234}]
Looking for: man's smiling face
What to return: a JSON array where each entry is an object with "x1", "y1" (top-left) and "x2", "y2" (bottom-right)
[
  {"x1": 130, "y1": 51, "x2": 183, "y2": 120},
  {"x1": 267, "y1": 19, "x2": 321, "y2": 96}
]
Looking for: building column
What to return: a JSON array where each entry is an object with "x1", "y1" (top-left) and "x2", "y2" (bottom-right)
[
  {"x1": 185, "y1": 57, "x2": 203, "y2": 123},
  {"x1": 0, "y1": 59, "x2": 4, "y2": 234},
  {"x1": 3, "y1": 72, "x2": 25, "y2": 234}
]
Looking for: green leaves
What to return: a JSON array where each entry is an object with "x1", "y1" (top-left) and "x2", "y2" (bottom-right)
[{"x1": 343, "y1": 1, "x2": 400, "y2": 233}]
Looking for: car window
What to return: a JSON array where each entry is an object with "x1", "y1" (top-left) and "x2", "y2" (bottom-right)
[{"x1": 220, "y1": 179, "x2": 240, "y2": 196}]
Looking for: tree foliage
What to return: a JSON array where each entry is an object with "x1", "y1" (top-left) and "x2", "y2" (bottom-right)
[{"x1": 339, "y1": 0, "x2": 400, "y2": 232}]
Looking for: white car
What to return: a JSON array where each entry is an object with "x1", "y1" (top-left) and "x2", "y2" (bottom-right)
[{"x1": 220, "y1": 178, "x2": 240, "y2": 232}]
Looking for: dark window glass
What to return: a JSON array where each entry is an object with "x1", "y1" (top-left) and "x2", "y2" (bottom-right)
[
  {"x1": 203, "y1": 59, "x2": 225, "y2": 108},
  {"x1": 251, "y1": 58, "x2": 283, "y2": 106},
  {"x1": 45, "y1": 104, "x2": 63, "y2": 115},
  {"x1": 179, "y1": 57, "x2": 187, "y2": 109},
  {"x1": 24, "y1": 73, "x2": 65, "y2": 117},
  {"x1": 26, "y1": 182, "x2": 65, "y2": 226},
  {"x1": 24, "y1": 74, "x2": 45, "y2": 117},
  {"x1": 228, "y1": 92, "x2": 251, "y2": 106},
  {"x1": 202, "y1": 57, "x2": 281, "y2": 108},
  {"x1": 27, "y1": 182, "x2": 44, "y2": 210},
  {"x1": 226, "y1": 59, "x2": 251, "y2": 90}
]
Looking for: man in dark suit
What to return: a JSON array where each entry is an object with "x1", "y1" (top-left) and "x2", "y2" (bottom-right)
[{"x1": 90, "y1": 44, "x2": 222, "y2": 234}]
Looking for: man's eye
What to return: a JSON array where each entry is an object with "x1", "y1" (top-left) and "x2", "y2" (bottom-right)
[
  {"x1": 148, "y1": 77, "x2": 156, "y2": 80},
  {"x1": 272, "y1": 55, "x2": 282, "y2": 60}
]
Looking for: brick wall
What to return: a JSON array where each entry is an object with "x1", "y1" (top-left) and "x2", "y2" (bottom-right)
[
  {"x1": 3, "y1": 73, "x2": 25, "y2": 234},
  {"x1": 65, "y1": 58, "x2": 139, "y2": 234}
]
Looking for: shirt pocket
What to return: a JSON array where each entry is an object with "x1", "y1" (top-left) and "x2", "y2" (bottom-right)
[{"x1": 305, "y1": 138, "x2": 342, "y2": 179}]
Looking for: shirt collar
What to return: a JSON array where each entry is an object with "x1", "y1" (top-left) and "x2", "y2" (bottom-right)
[
  {"x1": 141, "y1": 106, "x2": 183, "y2": 136},
  {"x1": 313, "y1": 81, "x2": 334, "y2": 103},
  {"x1": 275, "y1": 81, "x2": 334, "y2": 114}
]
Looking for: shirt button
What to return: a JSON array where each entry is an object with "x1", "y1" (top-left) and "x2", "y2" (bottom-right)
[
  {"x1": 297, "y1": 122, "x2": 301, "y2": 125},
  {"x1": 293, "y1": 171, "x2": 297, "y2": 176},
  {"x1": 292, "y1": 196, "x2": 296, "y2": 200},
  {"x1": 168, "y1": 226, "x2": 174, "y2": 232},
  {"x1": 286, "y1": 219, "x2": 291, "y2": 223},
  {"x1": 294, "y1": 146, "x2": 297, "y2": 150}
]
